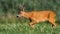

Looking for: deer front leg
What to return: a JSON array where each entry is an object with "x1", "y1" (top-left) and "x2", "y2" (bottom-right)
[{"x1": 30, "y1": 21, "x2": 36, "y2": 28}]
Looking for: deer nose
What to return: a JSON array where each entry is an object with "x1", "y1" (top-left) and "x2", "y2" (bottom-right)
[{"x1": 17, "y1": 16, "x2": 19, "y2": 18}]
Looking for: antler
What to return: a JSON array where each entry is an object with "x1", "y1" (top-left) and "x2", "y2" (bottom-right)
[{"x1": 19, "y1": 0, "x2": 25, "y2": 11}]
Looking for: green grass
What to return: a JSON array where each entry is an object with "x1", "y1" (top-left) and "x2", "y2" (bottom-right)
[{"x1": 0, "y1": 15, "x2": 60, "y2": 34}]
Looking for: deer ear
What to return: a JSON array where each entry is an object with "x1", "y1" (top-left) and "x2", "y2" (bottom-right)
[{"x1": 22, "y1": 8, "x2": 25, "y2": 11}]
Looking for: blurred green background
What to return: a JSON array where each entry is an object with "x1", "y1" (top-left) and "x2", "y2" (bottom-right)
[{"x1": 0, "y1": 0, "x2": 60, "y2": 34}]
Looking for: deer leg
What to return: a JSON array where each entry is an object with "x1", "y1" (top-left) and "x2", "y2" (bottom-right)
[
  {"x1": 49, "y1": 18, "x2": 56, "y2": 27},
  {"x1": 30, "y1": 21, "x2": 36, "y2": 28}
]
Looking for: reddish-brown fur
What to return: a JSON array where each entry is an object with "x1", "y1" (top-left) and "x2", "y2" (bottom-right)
[{"x1": 17, "y1": 10, "x2": 56, "y2": 28}]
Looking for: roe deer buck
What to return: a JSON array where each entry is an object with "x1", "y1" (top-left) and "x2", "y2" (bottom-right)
[{"x1": 17, "y1": 6, "x2": 56, "y2": 28}]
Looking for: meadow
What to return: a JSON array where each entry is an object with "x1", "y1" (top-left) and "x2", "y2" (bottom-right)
[
  {"x1": 0, "y1": 0, "x2": 60, "y2": 34},
  {"x1": 0, "y1": 14, "x2": 60, "y2": 34}
]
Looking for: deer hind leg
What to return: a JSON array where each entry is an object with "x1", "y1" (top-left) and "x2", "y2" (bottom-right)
[{"x1": 49, "y1": 17, "x2": 56, "y2": 27}]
